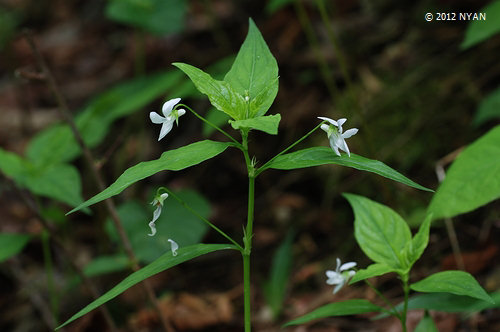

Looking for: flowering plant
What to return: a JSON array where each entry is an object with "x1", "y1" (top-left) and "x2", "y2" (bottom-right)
[{"x1": 55, "y1": 19, "x2": 494, "y2": 332}]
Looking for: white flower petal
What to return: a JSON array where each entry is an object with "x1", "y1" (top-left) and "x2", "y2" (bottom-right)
[
  {"x1": 326, "y1": 275, "x2": 344, "y2": 285},
  {"x1": 158, "y1": 120, "x2": 174, "y2": 141},
  {"x1": 333, "y1": 280, "x2": 346, "y2": 294},
  {"x1": 177, "y1": 109, "x2": 186, "y2": 117},
  {"x1": 342, "y1": 128, "x2": 358, "y2": 139},
  {"x1": 168, "y1": 239, "x2": 179, "y2": 256},
  {"x1": 148, "y1": 221, "x2": 157, "y2": 236},
  {"x1": 158, "y1": 193, "x2": 169, "y2": 205},
  {"x1": 320, "y1": 124, "x2": 330, "y2": 133},
  {"x1": 318, "y1": 116, "x2": 338, "y2": 126},
  {"x1": 162, "y1": 98, "x2": 181, "y2": 117},
  {"x1": 336, "y1": 118, "x2": 347, "y2": 127},
  {"x1": 150, "y1": 112, "x2": 166, "y2": 124},
  {"x1": 340, "y1": 262, "x2": 357, "y2": 271}
]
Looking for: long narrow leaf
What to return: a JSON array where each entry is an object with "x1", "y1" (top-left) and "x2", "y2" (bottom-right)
[
  {"x1": 266, "y1": 147, "x2": 432, "y2": 192},
  {"x1": 57, "y1": 244, "x2": 238, "y2": 330},
  {"x1": 69, "y1": 140, "x2": 233, "y2": 214}
]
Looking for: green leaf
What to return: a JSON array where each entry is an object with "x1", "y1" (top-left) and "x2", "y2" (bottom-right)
[
  {"x1": 224, "y1": 18, "x2": 279, "y2": 118},
  {"x1": 344, "y1": 193, "x2": 411, "y2": 270},
  {"x1": 0, "y1": 233, "x2": 31, "y2": 262},
  {"x1": 263, "y1": 230, "x2": 294, "y2": 318},
  {"x1": 0, "y1": 149, "x2": 85, "y2": 208},
  {"x1": 403, "y1": 292, "x2": 499, "y2": 313},
  {"x1": 428, "y1": 125, "x2": 500, "y2": 219},
  {"x1": 173, "y1": 63, "x2": 246, "y2": 120},
  {"x1": 266, "y1": 147, "x2": 432, "y2": 192},
  {"x1": 414, "y1": 311, "x2": 438, "y2": 332},
  {"x1": 83, "y1": 254, "x2": 130, "y2": 277},
  {"x1": 350, "y1": 263, "x2": 396, "y2": 284},
  {"x1": 474, "y1": 86, "x2": 500, "y2": 125},
  {"x1": 27, "y1": 71, "x2": 184, "y2": 166},
  {"x1": 402, "y1": 214, "x2": 432, "y2": 268},
  {"x1": 461, "y1": 0, "x2": 500, "y2": 49},
  {"x1": 28, "y1": 163, "x2": 85, "y2": 208},
  {"x1": 57, "y1": 243, "x2": 238, "y2": 330},
  {"x1": 106, "y1": 0, "x2": 186, "y2": 36},
  {"x1": 283, "y1": 299, "x2": 383, "y2": 327},
  {"x1": 410, "y1": 271, "x2": 494, "y2": 304},
  {"x1": 68, "y1": 140, "x2": 232, "y2": 214},
  {"x1": 229, "y1": 114, "x2": 281, "y2": 135},
  {"x1": 107, "y1": 190, "x2": 211, "y2": 263}
]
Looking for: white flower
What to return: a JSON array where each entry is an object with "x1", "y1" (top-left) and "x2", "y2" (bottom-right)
[
  {"x1": 148, "y1": 193, "x2": 169, "y2": 236},
  {"x1": 325, "y1": 258, "x2": 357, "y2": 294},
  {"x1": 150, "y1": 98, "x2": 186, "y2": 141},
  {"x1": 318, "y1": 116, "x2": 358, "y2": 157},
  {"x1": 167, "y1": 239, "x2": 179, "y2": 256}
]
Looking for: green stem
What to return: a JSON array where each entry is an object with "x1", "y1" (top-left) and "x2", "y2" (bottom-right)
[
  {"x1": 161, "y1": 187, "x2": 243, "y2": 251},
  {"x1": 180, "y1": 104, "x2": 241, "y2": 146},
  {"x1": 241, "y1": 131, "x2": 255, "y2": 332},
  {"x1": 401, "y1": 275, "x2": 410, "y2": 332},
  {"x1": 243, "y1": 251, "x2": 251, "y2": 332},
  {"x1": 255, "y1": 122, "x2": 324, "y2": 176}
]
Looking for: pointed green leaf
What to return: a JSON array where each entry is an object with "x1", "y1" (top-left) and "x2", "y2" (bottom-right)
[
  {"x1": 402, "y1": 214, "x2": 432, "y2": 268},
  {"x1": 0, "y1": 233, "x2": 31, "y2": 262},
  {"x1": 414, "y1": 311, "x2": 438, "y2": 332},
  {"x1": 428, "y1": 125, "x2": 500, "y2": 219},
  {"x1": 0, "y1": 148, "x2": 85, "y2": 208},
  {"x1": 461, "y1": 1, "x2": 500, "y2": 49},
  {"x1": 344, "y1": 194, "x2": 412, "y2": 269},
  {"x1": 283, "y1": 299, "x2": 383, "y2": 327},
  {"x1": 350, "y1": 263, "x2": 396, "y2": 284},
  {"x1": 68, "y1": 140, "x2": 232, "y2": 214},
  {"x1": 230, "y1": 114, "x2": 281, "y2": 135},
  {"x1": 57, "y1": 243, "x2": 238, "y2": 330},
  {"x1": 224, "y1": 18, "x2": 279, "y2": 117},
  {"x1": 402, "y1": 292, "x2": 500, "y2": 313},
  {"x1": 266, "y1": 147, "x2": 432, "y2": 192},
  {"x1": 410, "y1": 271, "x2": 494, "y2": 304},
  {"x1": 173, "y1": 62, "x2": 246, "y2": 120}
]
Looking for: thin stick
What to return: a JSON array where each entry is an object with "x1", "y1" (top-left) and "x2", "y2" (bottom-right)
[{"x1": 23, "y1": 30, "x2": 174, "y2": 332}]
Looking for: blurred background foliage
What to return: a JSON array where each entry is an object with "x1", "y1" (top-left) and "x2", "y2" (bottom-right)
[{"x1": 0, "y1": 0, "x2": 499, "y2": 331}]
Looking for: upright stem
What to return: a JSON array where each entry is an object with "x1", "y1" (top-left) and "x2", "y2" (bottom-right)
[
  {"x1": 400, "y1": 274, "x2": 410, "y2": 332},
  {"x1": 241, "y1": 132, "x2": 255, "y2": 332}
]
